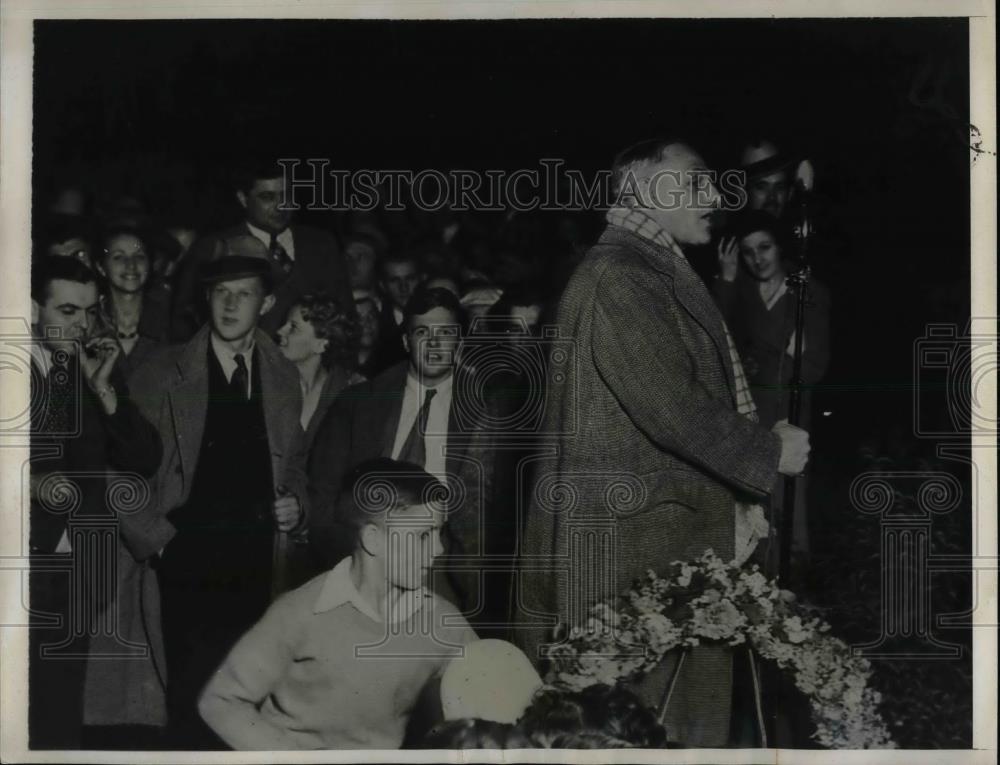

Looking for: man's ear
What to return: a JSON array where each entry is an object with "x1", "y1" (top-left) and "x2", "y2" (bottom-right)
[
  {"x1": 236, "y1": 189, "x2": 248, "y2": 211},
  {"x1": 359, "y1": 522, "x2": 381, "y2": 557},
  {"x1": 31, "y1": 299, "x2": 40, "y2": 326},
  {"x1": 259, "y1": 294, "x2": 277, "y2": 317}
]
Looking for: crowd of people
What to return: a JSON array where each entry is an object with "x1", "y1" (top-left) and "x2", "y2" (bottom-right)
[{"x1": 27, "y1": 136, "x2": 831, "y2": 751}]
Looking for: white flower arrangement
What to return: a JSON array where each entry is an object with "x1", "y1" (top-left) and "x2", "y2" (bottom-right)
[{"x1": 544, "y1": 550, "x2": 895, "y2": 750}]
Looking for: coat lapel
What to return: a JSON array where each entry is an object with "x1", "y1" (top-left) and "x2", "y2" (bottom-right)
[
  {"x1": 168, "y1": 326, "x2": 210, "y2": 485},
  {"x1": 255, "y1": 330, "x2": 298, "y2": 481},
  {"x1": 373, "y1": 362, "x2": 409, "y2": 458},
  {"x1": 602, "y1": 226, "x2": 737, "y2": 402}
]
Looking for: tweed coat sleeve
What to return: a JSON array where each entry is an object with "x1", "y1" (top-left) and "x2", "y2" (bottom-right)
[
  {"x1": 118, "y1": 349, "x2": 179, "y2": 560},
  {"x1": 590, "y1": 264, "x2": 781, "y2": 497},
  {"x1": 282, "y1": 421, "x2": 310, "y2": 532}
]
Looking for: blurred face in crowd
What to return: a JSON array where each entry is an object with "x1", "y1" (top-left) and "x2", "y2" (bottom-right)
[
  {"x1": 276, "y1": 304, "x2": 328, "y2": 365},
  {"x1": 507, "y1": 303, "x2": 542, "y2": 344},
  {"x1": 747, "y1": 171, "x2": 790, "y2": 219},
  {"x1": 237, "y1": 176, "x2": 293, "y2": 234},
  {"x1": 345, "y1": 240, "x2": 378, "y2": 290},
  {"x1": 99, "y1": 233, "x2": 150, "y2": 295},
  {"x1": 49, "y1": 187, "x2": 87, "y2": 217},
  {"x1": 381, "y1": 259, "x2": 422, "y2": 312},
  {"x1": 355, "y1": 298, "x2": 380, "y2": 350},
  {"x1": 425, "y1": 276, "x2": 461, "y2": 298},
  {"x1": 463, "y1": 302, "x2": 493, "y2": 330},
  {"x1": 366, "y1": 501, "x2": 445, "y2": 592},
  {"x1": 207, "y1": 276, "x2": 274, "y2": 344},
  {"x1": 47, "y1": 237, "x2": 93, "y2": 269},
  {"x1": 32, "y1": 278, "x2": 99, "y2": 356},
  {"x1": 638, "y1": 143, "x2": 721, "y2": 247},
  {"x1": 404, "y1": 306, "x2": 460, "y2": 383},
  {"x1": 739, "y1": 230, "x2": 785, "y2": 283}
]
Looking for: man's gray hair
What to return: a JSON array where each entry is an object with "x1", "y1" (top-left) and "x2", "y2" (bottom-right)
[{"x1": 610, "y1": 136, "x2": 687, "y2": 197}]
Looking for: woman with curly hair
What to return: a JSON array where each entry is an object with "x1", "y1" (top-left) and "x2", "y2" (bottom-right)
[
  {"x1": 276, "y1": 293, "x2": 365, "y2": 452},
  {"x1": 93, "y1": 226, "x2": 171, "y2": 376}
]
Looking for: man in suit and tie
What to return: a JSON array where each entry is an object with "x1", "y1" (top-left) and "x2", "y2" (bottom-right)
[
  {"x1": 171, "y1": 160, "x2": 353, "y2": 340},
  {"x1": 126, "y1": 235, "x2": 308, "y2": 748},
  {"x1": 28, "y1": 256, "x2": 162, "y2": 748},
  {"x1": 514, "y1": 138, "x2": 811, "y2": 747},
  {"x1": 307, "y1": 286, "x2": 495, "y2": 618}
]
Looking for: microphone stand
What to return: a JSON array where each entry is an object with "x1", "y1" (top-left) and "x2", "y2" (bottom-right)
[{"x1": 778, "y1": 194, "x2": 812, "y2": 585}]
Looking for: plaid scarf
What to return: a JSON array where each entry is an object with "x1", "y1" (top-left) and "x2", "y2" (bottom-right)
[
  {"x1": 607, "y1": 205, "x2": 768, "y2": 563},
  {"x1": 606, "y1": 205, "x2": 678, "y2": 251}
]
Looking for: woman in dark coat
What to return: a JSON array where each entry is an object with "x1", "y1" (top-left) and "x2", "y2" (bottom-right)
[
  {"x1": 713, "y1": 210, "x2": 831, "y2": 556},
  {"x1": 274, "y1": 293, "x2": 364, "y2": 587},
  {"x1": 713, "y1": 210, "x2": 830, "y2": 429}
]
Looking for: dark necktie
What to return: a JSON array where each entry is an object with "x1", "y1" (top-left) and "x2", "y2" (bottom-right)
[
  {"x1": 231, "y1": 353, "x2": 250, "y2": 401},
  {"x1": 268, "y1": 232, "x2": 293, "y2": 275},
  {"x1": 34, "y1": 360, "x2": 74, "y2": 435},
  {"x1": 397, "y1": 388, "x2": 437, "y2": 468}
]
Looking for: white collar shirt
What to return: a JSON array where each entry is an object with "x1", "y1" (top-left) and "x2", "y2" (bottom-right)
[
  {"x1": 210, "y1": 333, "x2": 257, "y2": 399},
  {"x1": 313, "y1": 556, "x2": 428, "y2": 625},
  {"x1": 246, "y1": 221, "x2": 295, "y2": 261},
  {"x1": 390, "y1": 371, "x2": 454, "y2": 483}
]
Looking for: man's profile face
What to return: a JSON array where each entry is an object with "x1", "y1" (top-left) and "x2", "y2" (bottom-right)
[
  {"x1": 207, "y1": 276, "x2": 272, "y2": 343},
  {"x1": 382, "y1": 501, "x2": 446, "y2": 592},
  {"x1": 747, "y1": 171, "x2": 790, "y2": 219},
  {"x1": 404, "y1": 306, "x2": 460, "y2": 382},
  {"x1": 237, "y1": 177, "x2": 293, "y2": 234},
  {"x1": 381, "y1": 260, "x2": 422, "y2": 312},
  {"x1": 640, "y1": 144, "x2": 721, "y2": 247},
  {"x1": 32, "y1": 278, "x2": 99, "y2": 355}
]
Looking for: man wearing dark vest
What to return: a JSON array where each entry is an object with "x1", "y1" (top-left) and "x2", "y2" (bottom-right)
[
  {"x1": 126, "y1": 235, "x2": 308, "y2": 749},
  {"x1": 28, "y1": 256, "x2": 162, "y2": 749},
  {"x1": 171, "y1": 160, "x2": 354, "y2": 341}
]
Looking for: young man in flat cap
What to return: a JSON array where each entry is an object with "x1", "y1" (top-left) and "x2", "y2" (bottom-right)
[{"x1": 125, "y1": 234, "x2": 308, "y2": 748}]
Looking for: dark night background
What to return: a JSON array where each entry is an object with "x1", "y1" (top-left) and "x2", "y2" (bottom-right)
[{"x1": 32, "y1": 17, "x2": 975, "y2": 747}]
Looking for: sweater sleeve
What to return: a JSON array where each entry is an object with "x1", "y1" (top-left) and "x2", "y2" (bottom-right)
[{"x1": 198, "y1": 591, "x2": 304, "y2": 750}]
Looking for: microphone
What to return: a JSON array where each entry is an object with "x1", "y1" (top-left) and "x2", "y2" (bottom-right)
[
  {"x1": 795, "y1": 158, "x2": 815, "y2": 192},
  {"x1": 792, "y1": 159, "x2": 816, "y2": 244}
]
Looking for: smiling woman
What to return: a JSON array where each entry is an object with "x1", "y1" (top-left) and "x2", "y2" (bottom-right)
[{"x1": 94, "y1": 226, "x2": 169, "y2": 375}]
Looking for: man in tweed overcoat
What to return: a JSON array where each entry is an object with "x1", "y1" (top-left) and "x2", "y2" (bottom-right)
[{"x1": 514, "y1": 139, "x2": 810, "y2": 746}]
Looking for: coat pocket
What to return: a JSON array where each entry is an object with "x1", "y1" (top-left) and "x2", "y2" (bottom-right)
[{"x1": 637, "y1": 467, "x2": 717, "y2": 514}]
